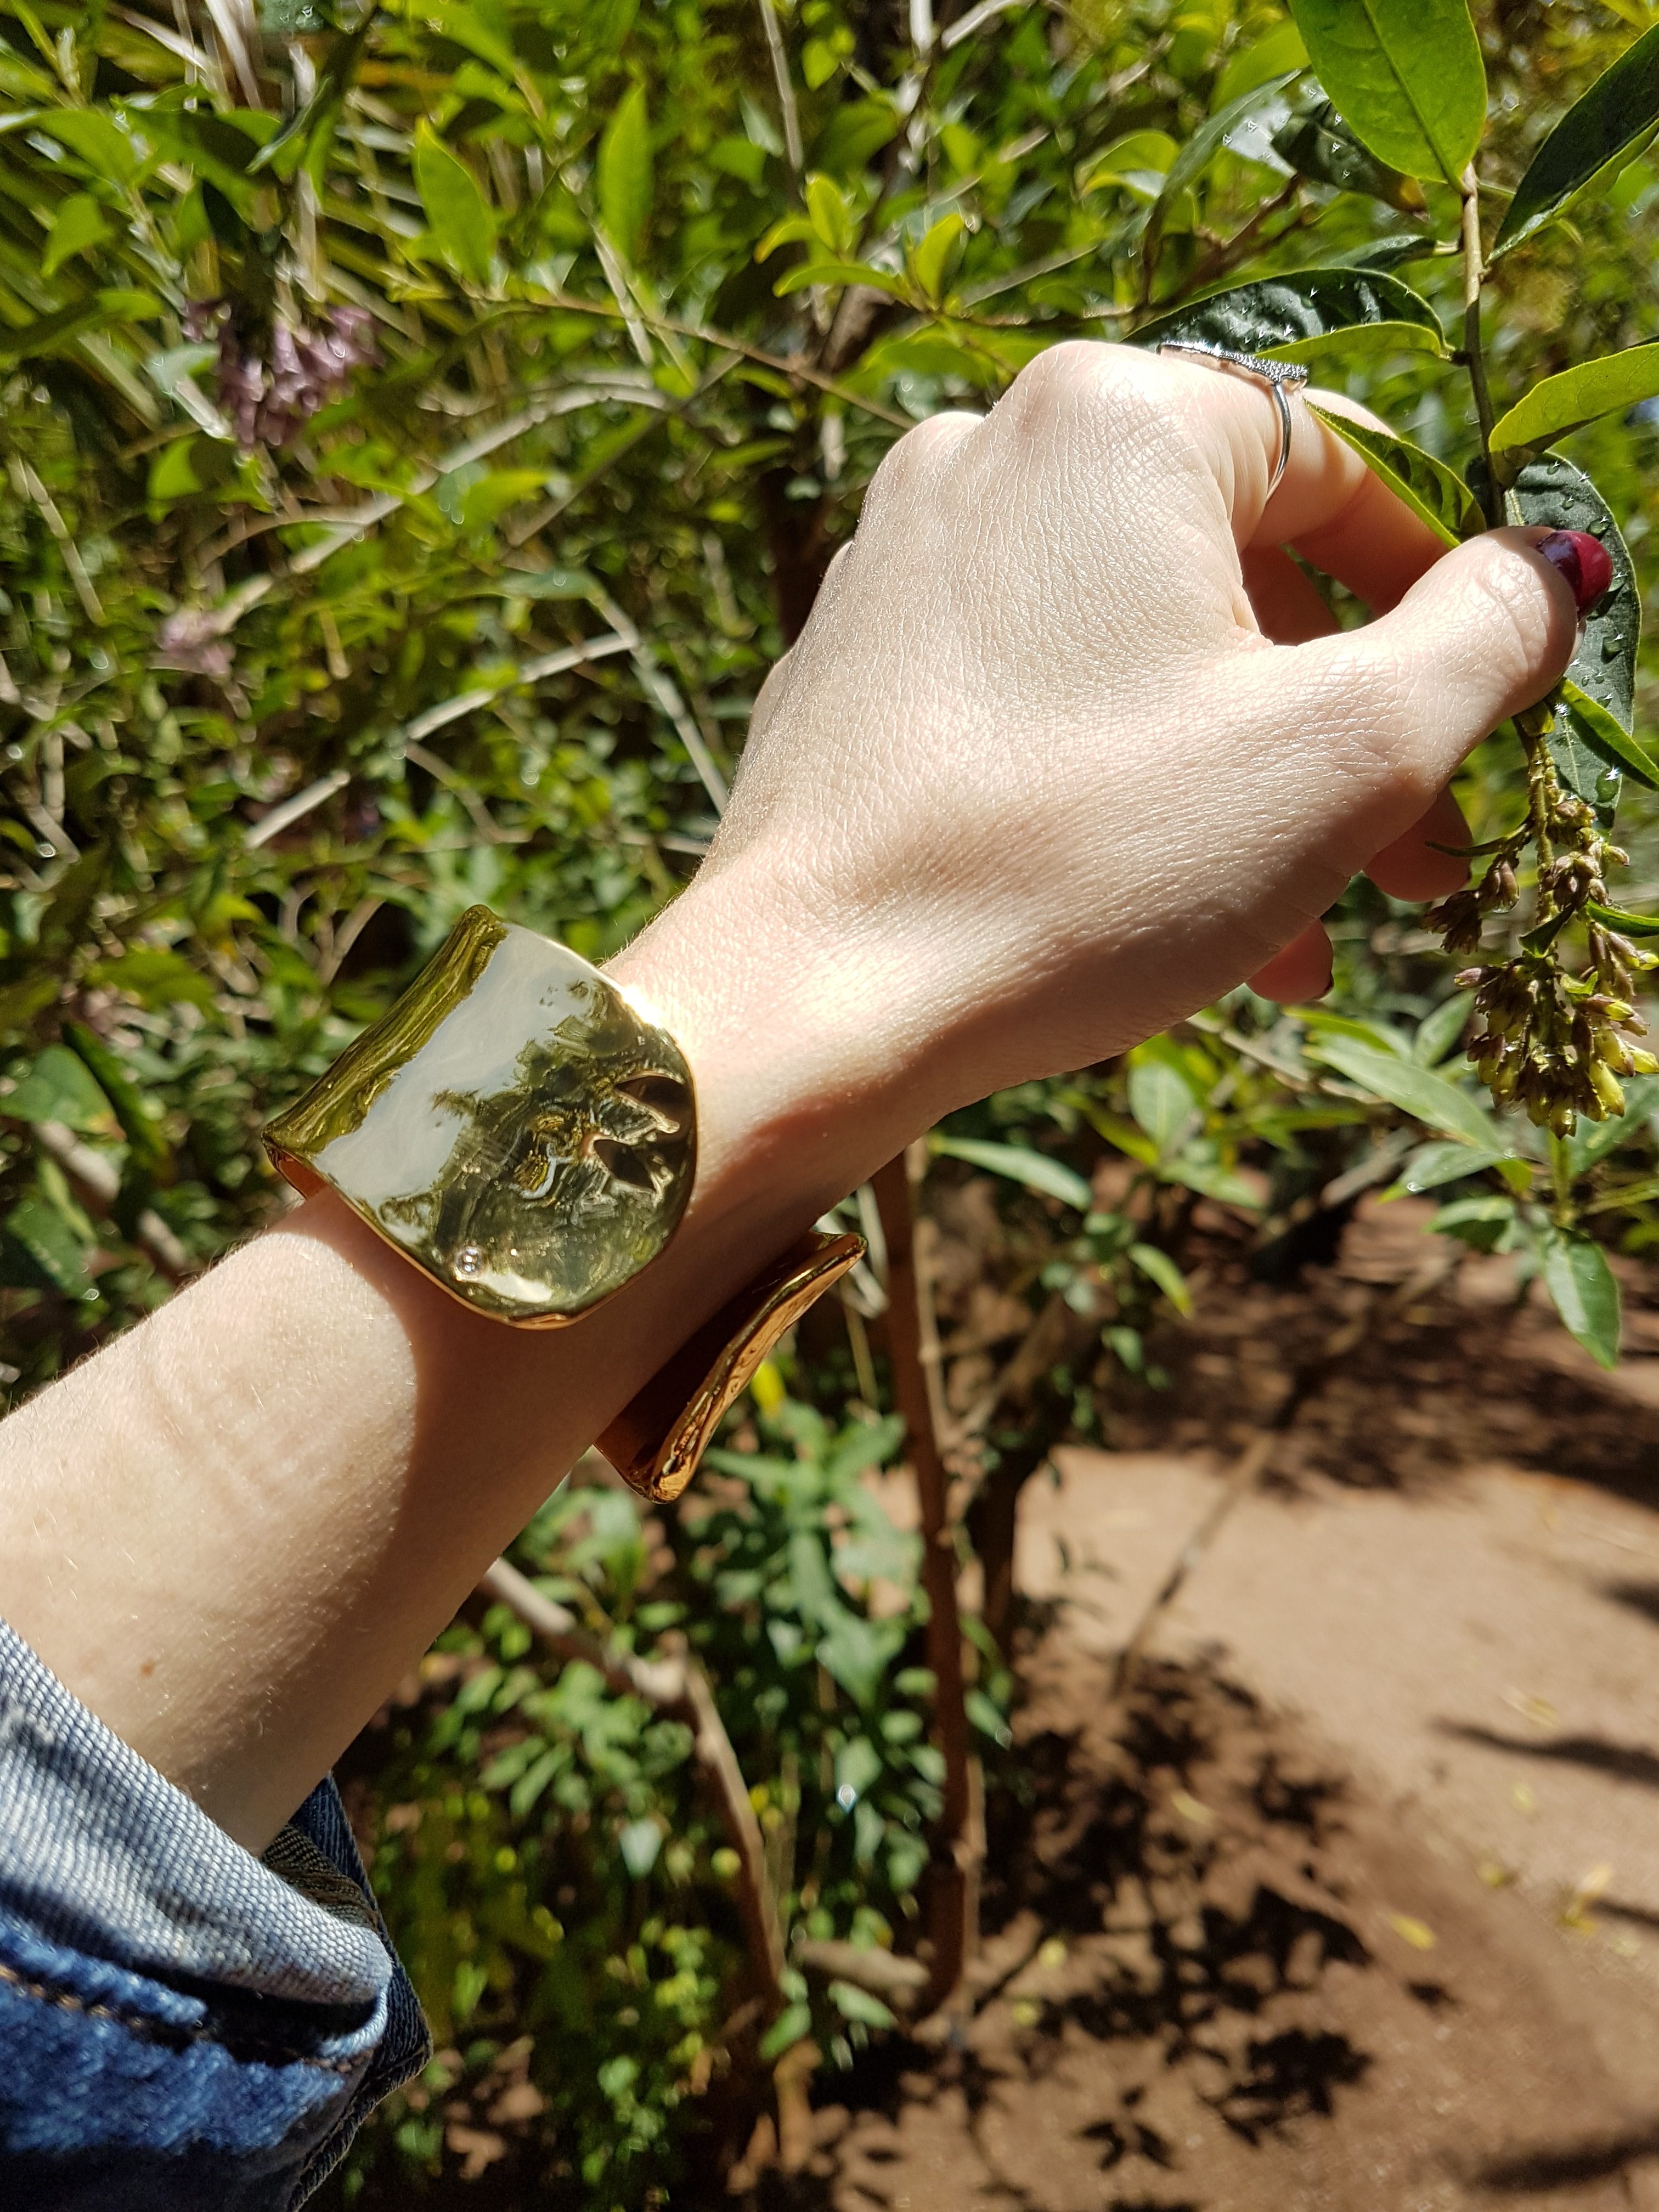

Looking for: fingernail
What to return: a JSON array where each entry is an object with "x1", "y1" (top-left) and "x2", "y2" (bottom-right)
[{"x1": 1536, "y1": 528, "x2": 1613, "y2": 612}]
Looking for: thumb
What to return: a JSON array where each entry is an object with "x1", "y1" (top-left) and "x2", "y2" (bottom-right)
[{"x1": 1286, "y1": 527, "x2": 1585, "y2": 805}]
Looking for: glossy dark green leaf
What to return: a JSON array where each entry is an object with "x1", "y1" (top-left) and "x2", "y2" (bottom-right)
[
  {"x1": 1491, "y1": 345, "x2": 1659, "y2": 472},
  {"x1": 1142, "y1": 71, "x2": 1301, "y2": 274},
  {"x1": 1271, "y1": 91, "x2": 1425, "y2": 210},
  {"x1": 1558, "y1": 680, "x2": 1659, "y2": 794},
  {"x1": 1287, "y1": 0, "x2": 1485, "y2": 186},
  {"x1": 1305, "y1": 403, "x2": 1481, "y2": 546},
  {"x1": 1493, "y1": 22, "x2": 1659, "y2": 257},
  {"x1": 1539, "y1": 1228, "x2": 1620, "y2": 1368},
  {"x1": 1137, "y1": 267, "x2": 1444, "y2": 365},
  {"x1": 1477, "y1": 454, "x2": 1639, "y2": 732}
]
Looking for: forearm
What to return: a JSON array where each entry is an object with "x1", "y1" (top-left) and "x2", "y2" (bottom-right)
[{"x1": 0, "y1": 861, "x2": 929, "y2": 1850}]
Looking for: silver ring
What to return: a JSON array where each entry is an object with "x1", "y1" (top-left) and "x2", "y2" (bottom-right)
[{"x1": 1156, "y1": 339, "x2": 1310, "y2": 497}]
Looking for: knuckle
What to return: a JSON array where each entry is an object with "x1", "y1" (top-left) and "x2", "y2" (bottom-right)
[{"x1": 998, "y1": 339, "x2": 1169, "y2": 441}]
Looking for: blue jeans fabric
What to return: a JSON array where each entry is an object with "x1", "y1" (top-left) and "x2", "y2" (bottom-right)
[{"x1": 0, "y1": 1618, "x2": 428, "y2": 2208}]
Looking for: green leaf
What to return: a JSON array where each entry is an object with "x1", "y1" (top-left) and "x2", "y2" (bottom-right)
[
  {"x1": 1493, "y1": 23, "x2": 1659, "y2": 258},
  {"x1": 1126, "y1": 1058, "x2": 1198, "y2": 1156},
  {"x1": 1413, "y1": 991, "x2": 1473, "y2": 1066},
  {"x1": 771, "y1": 258, "x2": 911, "y2": 301},
  {"x1": 1557, "y1": 681, "x2": 1659, "y2": 795},
  {"x1": 597, "y1": 81, "x2": 653, "y2": 262},
  {"x1": 1286, "y1": 0, "x2": 1486, "y2": 187},
  {"x1": 1539, "y1": 1228, "x2": 1620, "y2": 1368},
  {"x1": 1143, "y1": 71, "x2": 1303, "y2": 271},
  {"x1": 965, "y1": 1688, "x2": 1013, "y2": 1746},
  {"x1": 1586, "y1": 898, "x2": 1659, "y2": 938},
  {"x1": 1213, "y1": 19, "x2": 1308, "y2": 110},
  {"x1": 1482, "y1": 454, "x2": 1639, "y2": 735},
  {"x1": 41, "y1": 106, "x2": 140, "y2": 183},
  {"x1": 909, "y1": 212, "x2": 966, "y2": 303},
  {"x1": 928, "y1": 1135, "x2": 1092, "y2": 1211},
  {"x1": 414, "y1": 124, "x2": 496, "y2": 287},
  {"x1": 1, "y1": 1044, "x2": 114, "y2": 1133},
  {"x1": 1305, "y1": 403, "x2": 1481, "y2": 547},
  {"x1": 1137, "y1": 267, "x2": 1445, "y2": 364},
  {"x1": 5, "y1": 1193, "x2": 91, "y2": 1293},
  {"x1": 1077, "y1": 128, "x2": 1178, "y2": 198},
  {"x1": 1491, "y1": 346, "x2": 1659, "y2": 471},
  {"x1": 804, "y1": 172, "x2": 856, "y2": 256},
  {"x1": 828, "y1": 1979, "x2": 897, "y2": 2029},
  {"x1": 759, "y1": 2004, "x2": 813, "y2": 2063},
  {"x1": 1164, "y1": 1153, "x2": 1263, "y2": 1209},
  {"x1": 1431, "y1": 1193, "x2": 1516, "y2": 1250},
  {"x1": 1397, "y1": 1138, "x2": 1510, "y2": 1191},
  {"x1": 63, "y1": 1022, "x2": 171, "y2": 1179},
  {"x1": 1128, "y1": 1242, "x2": 1190, "y2": 1313},
  {"x1": 1307, "y1": 1032, "x2": 1499, "y2": 1147},
  {"x1": 84, "y1": 948, "x2": 217, "y2": 1012},
  {"x1": 1271, "y1": 91, "x2": 1425, "y2": 211},
  {"x1": 42, "y1": 193, "x2": 112, "y2": 279}
]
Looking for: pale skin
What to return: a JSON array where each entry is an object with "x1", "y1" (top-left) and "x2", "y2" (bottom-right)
[{"x1": 0, "y1": 344, "x2": 1581, "y2": 1852}]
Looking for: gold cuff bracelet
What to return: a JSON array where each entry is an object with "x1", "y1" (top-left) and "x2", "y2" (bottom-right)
[{"x1": 265, "y1": 905, "x2": 862, "y2": 1500}]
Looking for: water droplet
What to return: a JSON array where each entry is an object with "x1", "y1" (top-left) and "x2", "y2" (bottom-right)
[
  {"x1": 836, "y1": 1784, "x2": 857, "y2": 1812},
  {"x1": 454, "y1": 1244, "x2": 483, "y2": 1278}
]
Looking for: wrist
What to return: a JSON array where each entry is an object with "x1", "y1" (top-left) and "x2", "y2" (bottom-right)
[{"x1": 604, "y1": 857, "x2": 930, "y2": 1243}]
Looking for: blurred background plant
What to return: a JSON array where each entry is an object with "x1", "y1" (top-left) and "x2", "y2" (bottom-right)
[{"x1": 4, "y1": 0, "x2": 1659, "y2": 2199}]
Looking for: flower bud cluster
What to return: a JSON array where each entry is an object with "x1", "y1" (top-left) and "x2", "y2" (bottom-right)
[
  {"x1": 1431, "y1": 765, "x2": 1654, "y2": 1136},
  {"x1": 1457, "y1": 955, "x2": 1656, "y2": 1135}
]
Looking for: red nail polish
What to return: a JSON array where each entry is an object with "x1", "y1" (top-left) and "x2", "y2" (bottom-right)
[{"x1": 1537, "y1": 528, "x2": 1613, "y2": 611}]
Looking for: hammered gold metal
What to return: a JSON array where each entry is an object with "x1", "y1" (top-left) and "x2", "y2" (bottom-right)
[
  {"x1": 600, "y1": 1229, "x2": 865, "y2": 1503},
  {"x1": 266, "y1": 906, "x2": 696, "y2": 1325}
]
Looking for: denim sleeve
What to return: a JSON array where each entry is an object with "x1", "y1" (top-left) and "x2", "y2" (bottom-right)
[{"x1": 0, "y1": 1618, "x2": 429, "y2": 2210}]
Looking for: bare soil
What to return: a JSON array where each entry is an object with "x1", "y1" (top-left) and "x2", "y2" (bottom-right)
[{"x1": 734, "y1": 1201, "x2": 1659, "y2": 2211}]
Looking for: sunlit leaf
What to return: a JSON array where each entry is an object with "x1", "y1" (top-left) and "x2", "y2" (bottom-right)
[
  {"x1": 1128, "y1": 1242, "x2": 1190, "y2": 1313},
  {"x1": 414, "y1": 123, "x2": 496, "y2": 287},
  {"x1": 597, "y1": 81, "x2": 653, "y2": 261},
  {"x1": 928, "y1": 1135, "x2": 1093, "y2": 1210},
  {"x1": 1491, "y1": 346, "x2": 1659, "y2": 471},
  {"x1": 1286, "y1": 0, "x2": 1485, "y2": 187},
  {"x1": 1305, "y1": 403, "x2": 1481, "y2": 546},
  {"x1": 1493, "y1": 22, "x2": 1659, "y2": 258}
]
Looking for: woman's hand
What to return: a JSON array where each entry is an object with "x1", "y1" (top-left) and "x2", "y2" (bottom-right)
[{"x1": 628, "y1": 341, "x2": 1581, "y2": 1172}]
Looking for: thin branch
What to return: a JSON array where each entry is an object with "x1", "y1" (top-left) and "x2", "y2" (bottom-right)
[
  {"x1": 1460, "y1": 162, "x2": 1499, "y2": 521},
  {"x1": 757, "y1": 0, "x2": 804, "y2": 179},
  {"x1": 872, "y1": 1152, "x2": 982, "y2": 2018},
  {"x1": 26, "y1": 1118, "x2": 195, "y2": 1285},
  {"x1": 245, "y1": 768, "x2": 349, "y2": 849}
]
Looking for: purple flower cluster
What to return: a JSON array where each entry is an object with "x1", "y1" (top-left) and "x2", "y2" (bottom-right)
[
  {"x1": 153, "y1": 606, "x2": 235, "y2": 679},
  {"x1": 185, "y1": 301, "x2": 378, "y2": 449}
]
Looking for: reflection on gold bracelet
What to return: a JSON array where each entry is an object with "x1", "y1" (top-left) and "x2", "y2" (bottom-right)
[{"x1": 266, "y1": 906, "x2": 697, "y2": 1326}]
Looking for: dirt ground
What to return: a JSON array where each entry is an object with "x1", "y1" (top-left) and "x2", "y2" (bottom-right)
[{"x1": 746, "y1": 1201, "x2": 1659, "y2": 2211}]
